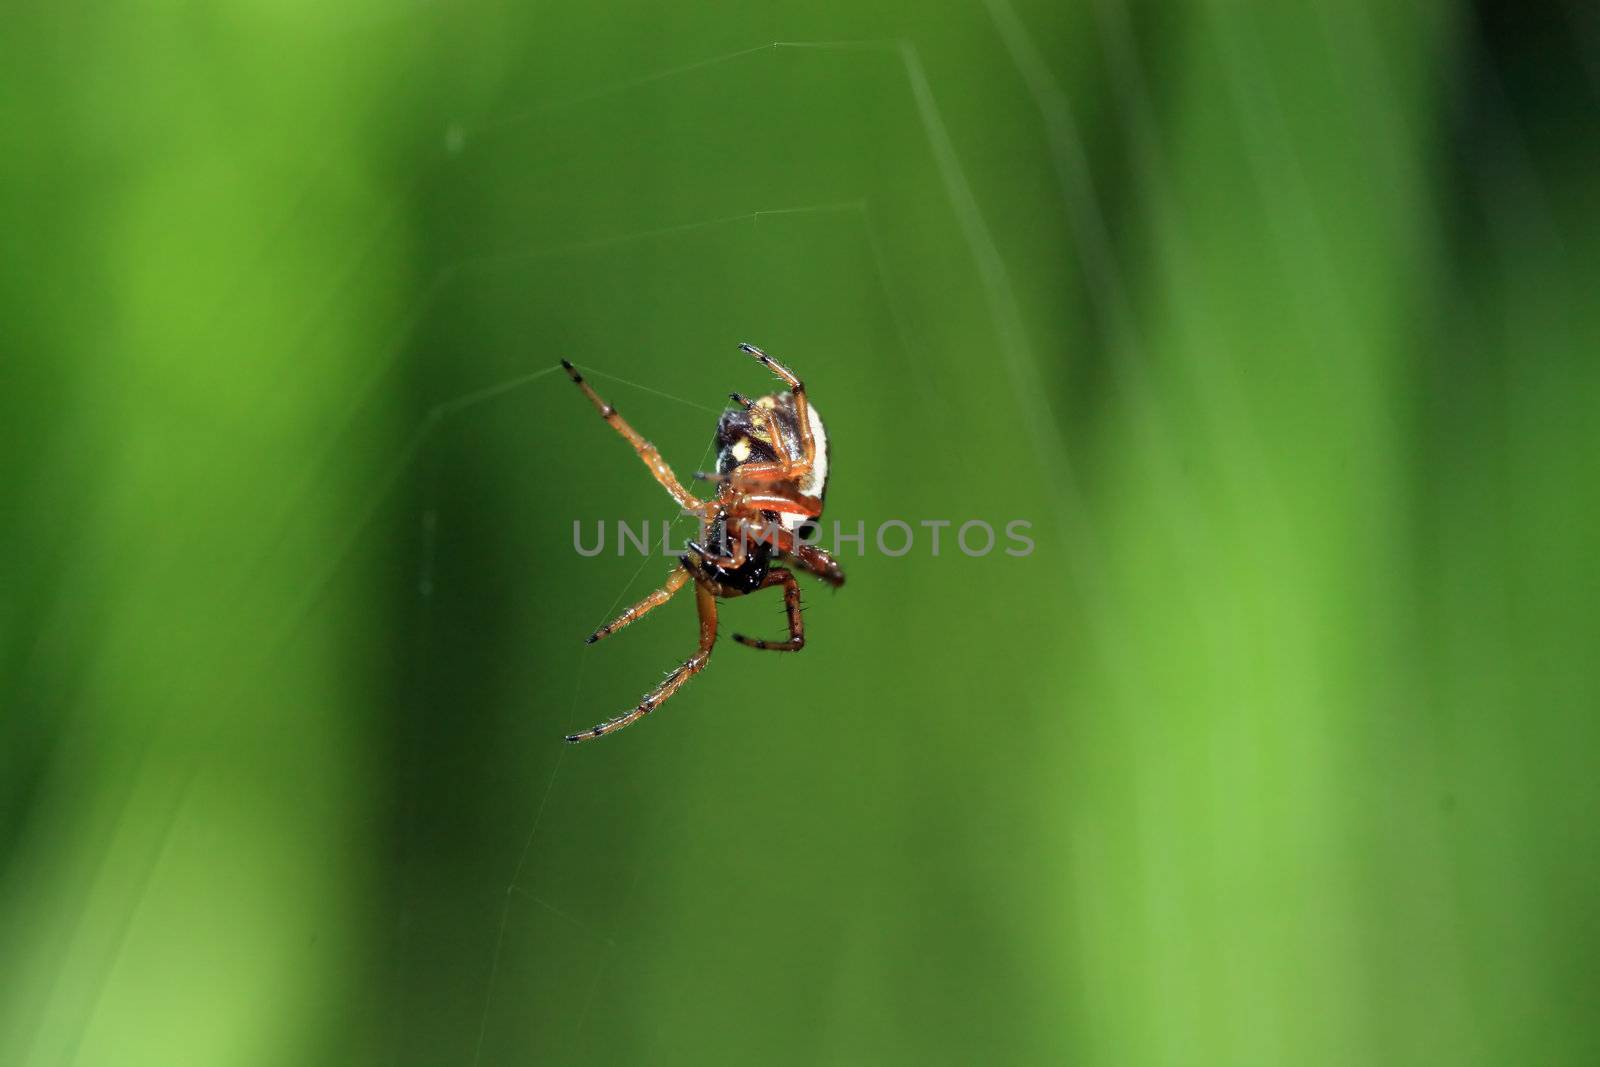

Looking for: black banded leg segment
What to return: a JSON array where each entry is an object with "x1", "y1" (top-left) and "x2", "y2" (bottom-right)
[
  {"x1": 724, "y1": 343, "x2": 816, "y2": 488},
  {"x1": 732, "y1": 568, "x2": 805, "y2": 651},
  {"x1": 738, "y1": 343, "x2": 815, "y2": 470},
  {"x1": 561, "y1": 359, "x2": 705, "y2": 513},
  {"x1": 587, "y1": 566, "x2": 689, "y2": 644},
  {"x1": 566, "y1": 583, "x2": 719, "y2": 742}
]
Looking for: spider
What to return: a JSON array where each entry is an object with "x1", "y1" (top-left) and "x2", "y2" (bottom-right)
[{"x1": 560, "y1": 343, "x2": 846, "y2": 743}]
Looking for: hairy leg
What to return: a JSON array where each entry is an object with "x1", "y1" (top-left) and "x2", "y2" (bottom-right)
[
  {"x1": 585, "y1": 566, "x2": 689, "y2": 645},
  {"x1": 732, "y1": 568, "x2": 805, "y2": 651},
  {"x1": 561, "y1": 359, "x2": 707, "y2": 514},
  {"x1": 565, "y1": 583, "x2": 718, "y2": 743}
]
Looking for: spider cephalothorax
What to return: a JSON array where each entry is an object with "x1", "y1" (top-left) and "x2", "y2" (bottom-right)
[{"x1": 560, "y1": 343, "x2": 845, "y2": 743}]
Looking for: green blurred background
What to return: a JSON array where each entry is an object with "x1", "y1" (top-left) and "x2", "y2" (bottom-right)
[{"x1": 4, "y1": 1, "x2": 1598, "y2": 1064}]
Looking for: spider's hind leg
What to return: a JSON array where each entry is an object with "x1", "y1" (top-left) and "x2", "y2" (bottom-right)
[
  {"x1": 566, "y1": 583, "x2": 719, "y2": 742},
  {"x1": 732, "y1": 567, "x2": 805, "y2": 652},
  {"x1": 585, "y1": 566, "x2": 690, "y2": 645}
]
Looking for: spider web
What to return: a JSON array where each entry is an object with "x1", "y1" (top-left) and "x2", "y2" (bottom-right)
[
  {"x1": 10, "y1": 1, "x2": 1590, "y2": 1065},
  {"x1": 366, "y1": 4, "x2": 1507, "y2": 1061}
]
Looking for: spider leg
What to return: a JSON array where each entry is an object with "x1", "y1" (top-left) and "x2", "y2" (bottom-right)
[
  {"x1": 723, "y1": 516, "x2": 802, "y2": 556},
  {"x1": 738, "y1": 343, "x2": 811, "y2": 455},
  {"x1": 566, "y1": 583, "x2": 718, "y2": 743},
  {"x1": 734, "y1": 492, "x2": 822, "y2": 516},
  {"x1": 732, "y1": 568, "x2": 805, "y2": 651},
  {"x1": 683, "y1": 498, "x2": 821, "y2": 573},
  {"x1": 691, "y1": 514, "x2": 832, "y2": 589},
  {"x1": 585, "y1": 565, "x2": 690, "y2": 645},
  {"x1": 690, "y1": 499, "x2": 814, "y2": 571},
  {"x1": 718, "y1": 409, "x2": 813, "y2": 487},
  {"x1": 561, "y1": 360, "x2": 707, "y2": 514},
  {"x1": 687, "y1": 534, "x2": 748, "y2": 571},
  {"x1": 734, "y1": 343, "x2": 816, "y2": 480},
  {"x1": 785, "y1": 542, "x2": 847, "y2": 589}
]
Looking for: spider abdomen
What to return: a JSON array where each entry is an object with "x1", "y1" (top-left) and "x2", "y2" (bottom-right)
[{"x1": 713, "y1": 393, "x2": 830, "y2": 520}]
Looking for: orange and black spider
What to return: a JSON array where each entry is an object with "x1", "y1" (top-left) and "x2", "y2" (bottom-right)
[{"x1": 559, "y1": 343, "x2": 845, "y2": 743}]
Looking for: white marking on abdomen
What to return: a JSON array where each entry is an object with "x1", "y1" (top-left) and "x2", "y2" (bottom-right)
[{"x1": 781, "y1": 404, "x2": 828, "y2": 533}]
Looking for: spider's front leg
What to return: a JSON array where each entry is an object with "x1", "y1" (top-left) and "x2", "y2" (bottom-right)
[
  {"x1": 717, "y1": 343, "x2": 817, "y2": 489},
  {"x1": 561, "y1": 359, "x2": 710, "y2": 515},
  {"x1": 565, "y1": 583, "x2": 719, "y2": 742},
  {"x1": 738, "y1": 343, "x2": 814, "y2": 462},
  {"x1": 732, "y1": 568, "x2": 805, "y2": 651}
]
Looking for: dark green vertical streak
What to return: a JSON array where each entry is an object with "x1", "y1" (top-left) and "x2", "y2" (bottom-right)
[{"x1": 1412, "y1": 5, "x2": 1600, "y2": 1061}]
